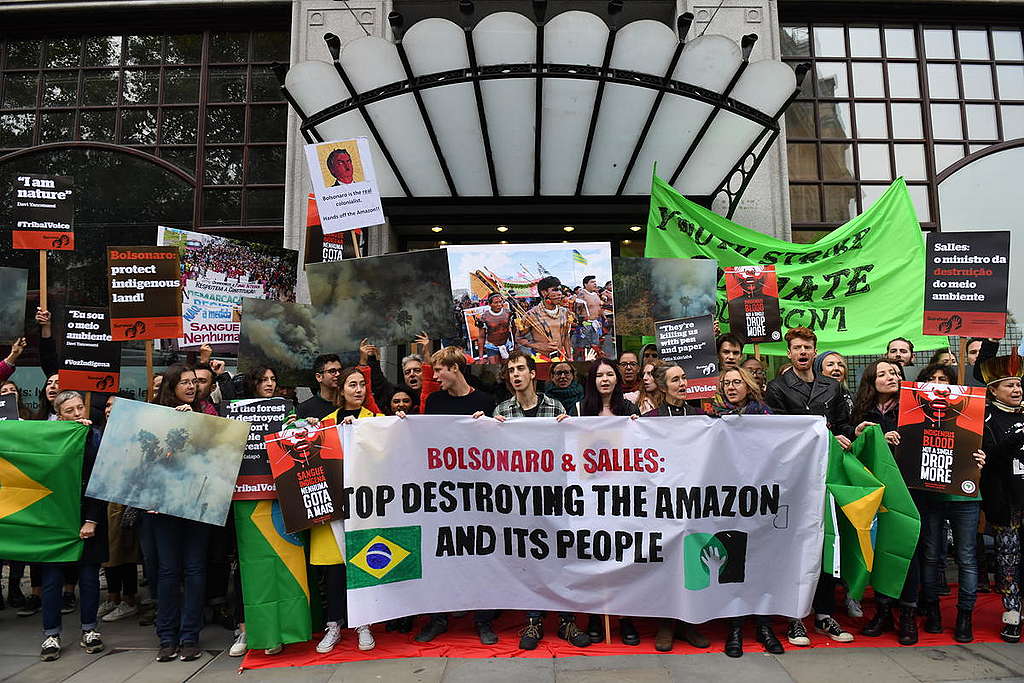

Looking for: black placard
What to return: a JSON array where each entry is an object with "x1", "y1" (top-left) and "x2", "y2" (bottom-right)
[
  {"x1": 654, "y1": 314, "x2": 718, "y2": 399},
  {"x1": 59, "y1": 307, "x2": 121, "y2": 392},
  {"x1": 12, "y1": 173, "x2": 75, "y2": 250},
  {"x1": 0, "y1": 395, "x2": 19, "y2": 420},
  {"x1": 923, "y1": 231, "x2": 1010, "y2": 337},
  {"x1": 226, "y1": 398, "x2": 292, "y2": 500}
]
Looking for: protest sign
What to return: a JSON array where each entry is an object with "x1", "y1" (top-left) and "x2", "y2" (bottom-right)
[
  {"x1": 462, "y1": 305, "x2": 492, "y2": 360},
  {"x1": 895, "y1": 381, "x2": 986, "y2": 497},
  {"x1": 59, "y1": 306, "x2": 120, "y2": 392},
  {"x1": 157, "y1": 227, "x2": 298, "y2": 348},
  {"x1": 0, "y1": 267, "x2": 28, "y2": 343},
  {"x1": 446, "y1": 243, "x2": 614, "y2": 362},
  {"x1": 339, "y1": 414, "x2": 827, "y2": 625},
  {"x1": 226, "y1": 398, "x2": 292, "y2": 500},
  {"x1": 237, "y1": 299, "x2": 321, "y2": 388},
  {"x1": 265, "y1": 420, "x2": 344, "y2": 533},
  {"x1": 646, "y1": 174, "x2": 945, "y2": 355},
  {"x1": 303, "y1": 194, "x2": 358, "y2": 264},
  {"x1": 654, "y1": 314, "x2": 718, "y2": 399},
  {"x1": 612, "y1": 257, "x2": 717, "y2": 336},
  {"x1": 106, "y1": 246, "x2": 182, "y2": 341},
  {"x1": 0, "y1": 394, "x2": 19, "y2": 420},
  {"x1": 304, "y1": 137, "x2": 384, "y2": 234},
  {"x1": 307, "y1": 249, "x2": 458, "y2": 353},
  {"x1": 725, "y1": 265, "x2": 782, "y2": 344},
  {"x1": 923, "y1": 231, "x2": 1010, "y2": 338},
  {"x1": 87, "y1": 399, "x2": 250, "y2": 526},
  {"x1": 11, "y1": 173, "x2": 75, "y2": 250}
]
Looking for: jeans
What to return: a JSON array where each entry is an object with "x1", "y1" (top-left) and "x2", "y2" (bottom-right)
[
  {"x1": 877, "y1": 491, "x2": 926, "y2": 608},
  {"x1": 921, "y1": 498, "x2": 980, "y2": 610},
  {"x1": 153, "y1": 515, "x2": 212, "y2": 646},
  {"x1": 42, "y1": 563, "x2": 99, "y2": 636},
  {"x1": 813, "y1": 572, "x2": 838, "y2": 615},
  {"x1": 138, "y1": 514, "x2": 160, "y2": 602},
  {"x1": 105, "y1": 564, "x2": 138, "y2": 597}
]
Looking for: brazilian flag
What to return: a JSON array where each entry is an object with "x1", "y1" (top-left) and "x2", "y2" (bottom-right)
[
  {"x1": 235, "y1": 501, "x2": 314, "y2": 649},
  {"x1": 0, "y1": 421, "x2": 87, "y2": 563},
  {"x1": 824, "y1": 427, "x2": 921, "y2": 600},
  {"x1": 346, "y1": 526, "x2": 422, "y2": 589}
]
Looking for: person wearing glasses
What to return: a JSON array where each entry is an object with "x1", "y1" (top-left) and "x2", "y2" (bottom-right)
[
  {"x1": 544, "y1": 361, "x2": 584, "y2": 415},
  {"x1": 617, "y1": 351, "x2": 641, "y2": 394},
  {"x1": 297, "y1": 354, "x2": 343, "y2": 419},
  {"x1": 740, "y1": 357, "x2": 767, "y2": 393}
]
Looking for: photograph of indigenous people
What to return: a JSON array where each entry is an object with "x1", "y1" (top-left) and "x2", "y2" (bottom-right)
[{"x1": 446, "y1": 243, "x2": 614, "y2": 362}]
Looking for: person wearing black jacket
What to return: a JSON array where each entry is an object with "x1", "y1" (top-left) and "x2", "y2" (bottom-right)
[
  {"x1": 764, "y1": 327, "x2": 854, "y2": 645},
  {"x1": 39, "y1": 391, "x2": 108, "y2": 662},
  {"x1": 977, "y1": 353, "x2": 1024, "y2": 642}
]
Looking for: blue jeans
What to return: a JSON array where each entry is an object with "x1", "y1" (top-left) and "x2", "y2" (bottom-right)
[
  {"x1": 42, "y1": 563, "x2": 99, "y2": 636},
  {"x1": 922, "y1": 498, "x2": 980, "y2": 610},
  {"x1": 153, "y1": 515, "x2": 212, "y2": 646}
]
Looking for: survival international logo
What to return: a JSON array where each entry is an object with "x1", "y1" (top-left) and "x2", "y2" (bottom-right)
[
  {"x1": 345, "y1": 526, "x2": 422, "y2": 589},
  {"x1": 683, "y1": 530, "x2": 748, "y2": 591}
]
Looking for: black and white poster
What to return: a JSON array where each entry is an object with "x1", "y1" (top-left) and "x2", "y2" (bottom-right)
[
  {"x1": 12, "y1": 173, "x2": 75, "y2": 250},
  {"x1": 59, "y1": 306, "x2": 121, "y2": 392},
  {"x1": 654, "y1": 314, "x2": 718, "y2": 399},
  {"x1": 923, "y1": 231, "x2": 1010, "y2": 338}
]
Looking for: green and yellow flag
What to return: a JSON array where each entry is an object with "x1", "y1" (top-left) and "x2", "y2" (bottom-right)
[
  {"x1": 235, "y1": 500, "x2": 313, "y2": 649},
  {"x1": 824, "y1": 427, "x2": 921, "y2": 600},
  {"x1": 346, "y1": 526, "x2": 422, "y2": 589},
  {"x1": 644, "y1": 172, "x2": 945, "y2": 355},
  {"x1": 0, "y1": 421, "x2": 87, "y2": 563}
]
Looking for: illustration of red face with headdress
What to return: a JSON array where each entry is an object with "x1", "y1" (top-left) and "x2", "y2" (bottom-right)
[
  {"x1": 278, "y1": 422, "x2": 324, "y2": 467},
  {"x1": 913, "y1": 383, "x2": 969, "y2": 426},
  {"x1": 734, "y1": 266, "x2": 767, "y2": 297}
]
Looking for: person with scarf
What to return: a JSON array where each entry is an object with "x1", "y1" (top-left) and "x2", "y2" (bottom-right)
[
  {"x1": 978, "y1": 352, "x2": 1024, "y2": 642},
  {"x1": 642, "y1": 362, "x2": 711, "y2": 652},
  {"x1": 543, "y1": 361, "x2": 584, "y2": 414}
]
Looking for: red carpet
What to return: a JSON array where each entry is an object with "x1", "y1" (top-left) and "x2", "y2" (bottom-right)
[{"x1": 241, "y1": 591, "x2": 1007, "y2": 670}]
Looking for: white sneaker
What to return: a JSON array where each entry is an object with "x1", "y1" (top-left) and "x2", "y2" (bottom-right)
[
  {"x1": 265, "y1": 644, "x2": 283, "y2": 655},
  {"x1": 228, "y1": 630, "x2": 247, "y2": 657},
  {"x1": 316, "y1": 621, "x2": 342, "y2": 654},
  {"x1": 355, "y1": 625, "x2": 375, "y2": 651},
  {"x1": 97, "y1": 600, "x2": 118, "y2": 617},
  {"x1": 102, "y1": 602, "x2": 138, "y2": 622},
  {"x1": 845, "y1": 596, "x2": 863, "y2": 618}
]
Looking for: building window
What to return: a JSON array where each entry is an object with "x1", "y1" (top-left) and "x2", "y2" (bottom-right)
[
  {"x1": 0, "y1": 28, "x2": 289, "y2": 229},
  {"x1": 782, "y1": 21, "x2": 1024, "y2": 231}
]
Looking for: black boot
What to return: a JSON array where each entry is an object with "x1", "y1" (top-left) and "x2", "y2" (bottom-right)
[
  {"x1": 586, "y1": 614, "x2": 603, "y2": 643},
  {"x1": 756, "y1": 623, "x2": 784, "y2": 654},
  {"x1": 954, "y1": 608, "x2": 973, "y2": 643},
  {"x1": 923, "y1": 601, "x2": 942, "y2": 634},
  {"x1": 619, "y1": 617, "x2": 640, "y2": 646},
  {"x1": 898, "y1": 605, "x2": 918, "y2": 645},
  {"x1": 724, "y1": 625, "x2": 743, "y2": 658},
  {"x1": 861, "y1": 602, "x2": 894, "y2": 636}
]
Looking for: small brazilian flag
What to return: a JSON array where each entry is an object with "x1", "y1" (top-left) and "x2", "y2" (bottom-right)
[{"x1": 346, "y1": 526, "x2": 422, "y2": 589}]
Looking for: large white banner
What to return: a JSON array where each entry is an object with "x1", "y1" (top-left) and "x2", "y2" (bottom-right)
[{"x1": 340, "y1": 414, "x2": 828, "y2": 625}]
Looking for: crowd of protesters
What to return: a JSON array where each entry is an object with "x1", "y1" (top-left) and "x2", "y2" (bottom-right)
[{"x1": 2, "y1": 308, "x2": 1023, "y2": 664}]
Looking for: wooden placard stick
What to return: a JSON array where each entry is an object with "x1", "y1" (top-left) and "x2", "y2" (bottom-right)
[
  {"x1": 39, "y1": 250, "x2": 48, "y2": 310},
  {"x1": 145, "y1": 340, "x2": 154, "y2": 402},
  {"x1": 957, "y1": 337, "x2": 968, "y2": 385}
]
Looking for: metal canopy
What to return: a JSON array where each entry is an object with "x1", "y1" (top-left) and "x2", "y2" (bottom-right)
[{"x1": 279, "y1": 0, "x2": 809, "y2": 218}]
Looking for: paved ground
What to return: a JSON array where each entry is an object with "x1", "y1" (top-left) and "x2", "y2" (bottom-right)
[{"x1": 4, "y1": 597, "x2": 1024, "y2": 683}]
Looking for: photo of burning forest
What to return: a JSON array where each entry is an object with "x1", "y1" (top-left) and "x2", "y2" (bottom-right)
[
  {"x1": 612, "y1": 257, "x2": 718, "y2": 336},
  {"x1": 237, "y1": 299, "x2": 322, "y2": 388},
  {"x1": 0, "y1": 267, "x2": 28, "y2": 343},
  {"x1": 446, "y1": 243, "x2": 614, "y2": 363},
  {"x1": 86, "y1": 399, "x2": 251, "y2": 526},
  {"x1": 306, "y1": 248, "x2": 458, "y2": 350}
]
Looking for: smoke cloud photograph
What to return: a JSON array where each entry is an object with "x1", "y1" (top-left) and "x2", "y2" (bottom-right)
[
  {"x1": 612, "y1": 257, "x2": 718, "y2": 335},
  {"x1": 238, "y1": 299, "x2": 322, "y2": 388},
  {"x1": 0, "y1": 267, "x2": 28, "y2": 343},
  {"x1": 306, "y1": 249, "x2": 458, "y2": 350},
  {"x1": 86, "y1": 399, "x2": 250, "y2": 526}
]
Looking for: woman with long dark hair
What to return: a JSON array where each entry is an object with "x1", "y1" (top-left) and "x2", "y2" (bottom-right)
[
  {"x1": 150, "y1": 364, "x2": 211, "y2": 663},
  {"x1": 575, "y1": 359, "x2": 640, "y2": 418},
  {"x1": 854, "y1": 360, "x2": 926, "y2": 645},
  {"x1": 242, "y1": 365, "x2": 278, "y2": 399}
]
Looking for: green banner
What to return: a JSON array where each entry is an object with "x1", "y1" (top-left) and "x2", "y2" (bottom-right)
[
  {"x1": 0, "y1": 421, "x2": 87, "y2": 563},
  {"x1": 645, "y1": 173, "x2": 946, "y2": 355}
]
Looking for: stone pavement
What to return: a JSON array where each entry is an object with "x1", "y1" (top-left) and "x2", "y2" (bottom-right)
[{"x1": 4, "y1": 599, "x2": 1024, "y2": 683}]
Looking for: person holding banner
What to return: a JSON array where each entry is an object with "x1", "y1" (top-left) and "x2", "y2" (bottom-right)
[
  {"x1": 978, "y1": 353, "x2": 1024, "y2": 642},
  {"x1": 854, "y1": 360, "x2": 922, "y2": 646},
  {"x1": 912, "y1": 363, "x2": 987, "y2": 643},
  {"x1": 150, "y1": 364, "x2": 213, "y2": 663},
  {"x1": 297, "y1": 354, "x2": 343, "y2": 420},
  {"x1": 543, "y1": 361, "x2": 584, "y2": 415},
  {"x1": 641, "y1": 361, "x2": 711, "y2": 652},
  {"x1": 475, "y1": 351, "x2": 590, "y2": 650},
  {"x1": 40, "y1": 390, "x2": 107, "y2": 662},
  {"x1": 413, "y1": 346, "x2": 499, "y2": 645},
  {"x1": 312, "y1": 367, "x2": 381, "y2": 654},
  {"x1": 764, "y1": 327, "x2": 854, "y2": 645}
]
